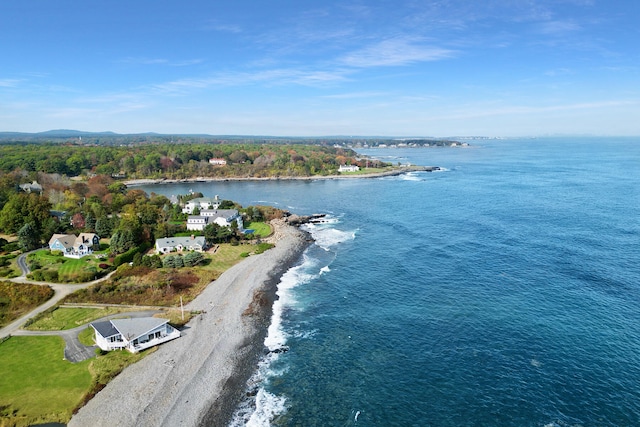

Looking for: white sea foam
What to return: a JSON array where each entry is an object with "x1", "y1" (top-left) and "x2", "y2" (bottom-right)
[
  {"x1": 245, "y1": 389, "x2": 287, "y2": 427},
  {"x1": 400, "y1": 172, "x2": 423, "y2": 181},
  {"x1": 303, "y1": 224, "x2": 356, "y2": 251},
  {"x1": 264, "y1": 255, "x2": 317, "y2": 351},
  {"x1": 233, "y1": 220, "x2": 353, "y2": 426}
]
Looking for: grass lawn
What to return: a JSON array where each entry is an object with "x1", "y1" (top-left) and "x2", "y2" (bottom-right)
[
  {"x1": 27, "y1": 249, "x2": 112, "y2": 283},
  {"x1": 246, "y1": 221, "x2": 271, "y2": 237},
  {"x1": 77, "y1": 326, "x2": 94, "y2": 346},
  {"x1": 0, "y1": 336, "x2": 92, "y2": 426},
  {"x1": 202, "y1": 243, "x2": 262, "y2": 272},
  {"x1": 24, "y1": 306, "x2": 136, "y2": 331},
  {"x1": 0, "y1": 335, "x2": 151, "y2": 426},
  {"x1": 57, "y1": 257, "x2": 93, "y2": 276}
]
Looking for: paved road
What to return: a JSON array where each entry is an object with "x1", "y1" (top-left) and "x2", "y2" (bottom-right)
[
  {"x1": 16, "y1": 252, "x2": 30, "y2": 276},
  {"x1": 12, "y1": 310, "x2": 162, "y2": 363},
  {"x1": 1, "y1": 270, "x2": 118, "y2": 339}
]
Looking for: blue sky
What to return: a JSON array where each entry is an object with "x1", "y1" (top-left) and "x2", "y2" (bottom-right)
[{"x1": 1, "y1": 0, "x2": 639, "y2": 136}]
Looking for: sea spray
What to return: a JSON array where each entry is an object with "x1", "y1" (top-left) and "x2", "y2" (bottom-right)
[
  {"x1": 229, "y1": 219, "x2": 357, "y2": 426},
  {"x1": 229, "y1": 254, "x2": 321, "y2": 426}
]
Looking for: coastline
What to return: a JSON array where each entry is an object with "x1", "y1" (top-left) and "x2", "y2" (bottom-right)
[
  {"x1": 69, "y1": 220, "x2": 311, "y2": 427},
  {"x1": 122, "y1": 165, "x2": 439, "y2": 187}
]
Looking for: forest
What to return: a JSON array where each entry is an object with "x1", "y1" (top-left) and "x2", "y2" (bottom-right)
[
  {"x1": 0, "y1": 141, "x2": 388, "y2": 179},
  {"x1": 0, "y1": 139, "x2": 395, "y2": 260}
]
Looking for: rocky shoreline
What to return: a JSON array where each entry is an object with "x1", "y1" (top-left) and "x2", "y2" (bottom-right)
[
  {"x1": 69, "y1": 220, "x2": 311, "y2": 427},
  {"x1": 123, "y1": 165, "x2": 440, "y2": 187}
]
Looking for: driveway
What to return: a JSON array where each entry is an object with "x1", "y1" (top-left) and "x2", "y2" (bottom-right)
[
  {"x1": 1, "y1": 270, "x2": 118, "y2": 339},
  {"x1": 12, "y1": 310, "x2": 162, "y2": 363}
]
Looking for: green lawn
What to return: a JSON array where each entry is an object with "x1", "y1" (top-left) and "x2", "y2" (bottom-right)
[
  {"x1": 77, "y1": 326, "x2": 94, "y2": 346},
  {"x1": 246, "y1": 221, "x2": 271, "y2": 237},
  {"x1": 201, "y1": 243, "x2": 263, "y2": 272},
  {"x1": 27, "y1": 249, "x2": 112, "y2": 283},
  {"x1": 24, "y1": 306, "x2": 134, "y2": 331},
  {"x1": 0, "y1": 335, "x2": 151, "y2": 426},
  {"x1": 57, "y1": 257, "x2": 92, "y2": 276},
  {"x1": 0, "y1": 336, "x2": 92, "y2": 426}
]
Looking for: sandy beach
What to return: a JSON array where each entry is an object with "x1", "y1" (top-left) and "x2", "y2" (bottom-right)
[{"x1": 69, "y1": 220, "x2": 310, "y2": 427}]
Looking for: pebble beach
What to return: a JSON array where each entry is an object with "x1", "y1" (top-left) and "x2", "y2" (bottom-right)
[{"x1": 69, "y1": 220, "x2": 309, "y2": 427}]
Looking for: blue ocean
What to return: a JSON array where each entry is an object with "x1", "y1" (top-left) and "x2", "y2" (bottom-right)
[{"x1": 136, "y1": 138, "x2": 640, "y2": 426}]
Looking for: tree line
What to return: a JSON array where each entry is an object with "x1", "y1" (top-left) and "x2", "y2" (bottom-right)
[
  {"x1": 0, "y1": 142, "x2": 387, "y2": 179},
  {"x1": 0, "y1": 170, "x2": 281, "y2": 255}
]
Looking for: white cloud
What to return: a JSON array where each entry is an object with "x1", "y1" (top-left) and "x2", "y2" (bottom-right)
[
  {"x1": 536, "y1": 20, "x2": 582, "y2": 35},
  {"x1": 340, "y1": 37, "x2": 455, "y2": 67},
  {"x1": 0, "y1": 79, "x2": 23, "y2": 88},
  {"x1": 322, "y1": 91, "x2": 388, "y2": 99},
  {"x1": 151, "y1": 68, "x2": 352, "y2": 94},
  {"x1": 117, "y1": 57, "x2": 204, "y2": 67}
]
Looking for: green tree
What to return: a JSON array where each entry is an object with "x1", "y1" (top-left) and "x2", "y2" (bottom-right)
[
  {"x1": 203, "y1": 223, "x2": 221, "y2": 245},
  {"x1": 18, "y1": 223, "x2": 40, "y2": 252},
  {"x1": 132, "y1": 252, "x2": 143, "y2": 267},
  {"x1": 162, "y1": 254, "x2": 184, "y2": 268},
  {"x1": 183, "y1": 251, "x2": 204, "y2": 267},
  {"x1": 95, "y1": 217, "x2": 115, "y2": 238}
]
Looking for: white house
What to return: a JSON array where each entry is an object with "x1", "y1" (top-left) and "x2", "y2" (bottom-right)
[
  {"x1": 209, "y1": 158, "x2": 227, "y2": 166},
  {"x1": 187, "y1": 209, "x2": 243, "y2": 231},
  {"x1": 155, "y1": 235, "x2": 207, "y2": 254},
  {"x1": 338, "y1": 164, "x2": 360, "y2": 173},
  {"x1": 186, "y1": 216, "x2": 209, "y2": 231},
  {"x1": 90, "y1": 317, "x2": 180, "y2": 353},
  {"x1": 48, "y1": 233, "x2": 100, "y2": 258},
  {"x1": 19, "y1": 181, "x2": 43, "y2": 194},
  {"x1": 182, "y1": 195, "x2": 222, "y2": 214}
]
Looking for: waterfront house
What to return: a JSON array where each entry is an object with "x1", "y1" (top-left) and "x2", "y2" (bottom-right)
[
  {"x1": 186, "y1": 216, "x2": 209, "y2": 231},
  {"x1": 182, "y1": 195, "x2": 222, "y2": 214},
  {"x1": 338, "y1": 164, "x2": 360, "y2": 173},
  {"x1": 186, "y1": 209, "x2": 243, "y2": 231},
  {"x1": 90, "y1": 317, "x2": 180, "y2": 353},
  {"x1": 155, "y1": 235, "x2": 207, "y2": 254},
  {"x1": 48, "y1": 233, "x2": 100, "y2": 258},
  {"x1": 208, "y1": 158, "x2": 227, "y2": 166}
]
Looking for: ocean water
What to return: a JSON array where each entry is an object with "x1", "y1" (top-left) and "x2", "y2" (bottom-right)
[{"x1": 136, "y1": 137, "x2": 640, "y2": 426}]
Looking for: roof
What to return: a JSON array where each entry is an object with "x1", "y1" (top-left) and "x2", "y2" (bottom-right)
[
  {"x1": 49, "y1": 233, "x2": 76, "y2": 249},
  {"x1": 77, "y1": 233, "x2": 98, "y2": 244},
  {"x1": 200, "y1": 209, "x2": 238, "y2": 220},
  {"x1": 91, "y1": 320, "x2": 120, "y2": 338},
  {"x1": 155, "y1": 235, "x2": 206, "y2": 248},
  {"x1": 110, "y1": 318, "x2": 169, "y2": 341},
  {"x1": 186, "y1": 196, "x2": 221, "y2": 205}
]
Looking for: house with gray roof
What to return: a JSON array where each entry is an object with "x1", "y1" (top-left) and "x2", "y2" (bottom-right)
[
  {"x1": 186, "y1": 209, "x2": 243, "y2": 231},
  {"x1": 155, "y1": 235, "x2": 207, "y2": 254},
  {"x1": 181, "y1": 195, "x2": 222, "y2": 214},
  {"x1": 48, "y1": 232, "x2": 100, "y2": 258},
  {"x1": 90, "y1": 317, "x2": 180, "y2": 353}
]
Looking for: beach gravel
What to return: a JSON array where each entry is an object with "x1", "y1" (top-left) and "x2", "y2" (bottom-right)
[{"x1": 69, "y1": 220, "x2": 309, "y2": 427}]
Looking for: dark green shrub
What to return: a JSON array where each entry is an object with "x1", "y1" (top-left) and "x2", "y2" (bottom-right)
[
  {"x1": 2, "y1": 242, "x2": 19, "y2": 252},
  {"x1": 41, "y1": 270, "x2": 58, "y2": 282}
]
